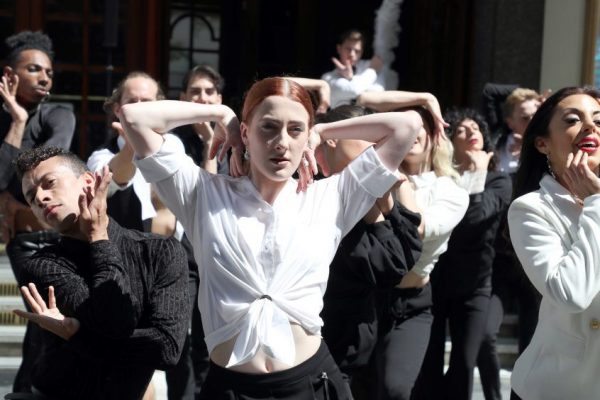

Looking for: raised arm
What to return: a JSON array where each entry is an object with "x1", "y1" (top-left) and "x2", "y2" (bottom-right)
[
  {"x1": 357, "y1": 91, "x2": 447, "y2": 138},
  {"x1": 119, "y1": 100, "x2": 239, "y2": 158},
  {"x1": 285, "y1": 77, "x2": 331, "y2": 113},
  {"x1": 312, "y1": 111, "x2": 423, "y2": 171}
]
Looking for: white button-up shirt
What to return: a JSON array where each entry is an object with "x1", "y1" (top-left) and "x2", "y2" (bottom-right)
[
  {"x1": 408, "y1": 172, "x2": 468, "y2": 277},
  {"x1": 136, "y1": 140, "x2": 399, "y2": 367},
  {"x1": 87, "y1": 134, "x2": 185, "y2": 221}
]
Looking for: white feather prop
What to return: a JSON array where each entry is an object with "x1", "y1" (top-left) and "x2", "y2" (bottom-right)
[{"x1": 373, "y1": 0, "x2": 403, "y2": 89}]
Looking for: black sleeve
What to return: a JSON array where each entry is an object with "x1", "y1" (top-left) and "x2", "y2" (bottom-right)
[
  {"x1": 454, "y1": 173, "x2": 512, "y2": 242},
  {"x1": 0, "y1": 105, "x2": 75, "y2": 190},
  {"x1": 341, "y1": 202, "x2": 423, "y2": 288},
  {"x1": 22, "y1": 240, "x2": 137, "y2": 340},
  {"x1": 0, "y1": 142, "x2": 19, "y2": 190},
  {"x1": 67, "y1": 237, "x2": 190, "y2": 369},
  {"x1": 40, "y1": 105, "x2": 76, "y2": 149},
  {"x1": 481, "y1": 83, "x2": 519, "y2": 133}
]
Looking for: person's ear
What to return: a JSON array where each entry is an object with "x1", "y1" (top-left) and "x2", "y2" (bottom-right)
[
  {"x1": 3, "y1": 66, "x2": 13, "y2": 78},
  {"x1": 336, "y1": 44, "x2": 343, "y2": 56},
  {"x1": 112, "y1": 103, "x2": 121, "y2": 118},
  {"x1": 534, "y1": 136, "x2": 549, "y2": 155},
  {"x1": 325, "y1": 139, "x2": 337, "y2": 148},
  {"x1": 240, "y1": 122, "x2": 249, "y2": 147},
  {"x1": 82, "y1": 171, "x2": 95, "y2": 186}
]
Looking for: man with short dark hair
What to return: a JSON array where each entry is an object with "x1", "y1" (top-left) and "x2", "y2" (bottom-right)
[
  {"x1": 176, "y1": 64, "x2": 228, "y2": 175},
  {"x1": 0, "y1": 30, "x2": 76, "y2": 393},
  {"x1": 13, "y1": 146, "x2": 189, "y2": 400}
]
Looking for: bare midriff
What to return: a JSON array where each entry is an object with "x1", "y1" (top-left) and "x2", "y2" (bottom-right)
[
  {"x1": 210, "y1": 322, "x2": 321, "y2": 373},
  {"x1": 14, "y1": 209, "x2": 47, "y2": 232}
]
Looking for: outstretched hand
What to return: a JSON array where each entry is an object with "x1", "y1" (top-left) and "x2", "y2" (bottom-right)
[
  {"x1": 209, "y1": 111, "x2": 245, "y2": 177},
  {"x1": 14, "y1": 283, "x2": 80, "y2": 341},
  {"x1": 79, "y1": 166, "x2": 112, "y2": 242},
  {"x1": 0, "y1": 73, "x2": 28, "y2": 123}
]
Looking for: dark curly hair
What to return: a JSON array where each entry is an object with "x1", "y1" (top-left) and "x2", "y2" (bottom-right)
[
  {"x1": 5, "y1": 31, "x2": 54, "y2": 67},
  {"x1": 15, "y1": 146, "x2": 88, "y2": 180},
  {"x1": 444, "y1": 107, "x2": 496, "y2": 170}
]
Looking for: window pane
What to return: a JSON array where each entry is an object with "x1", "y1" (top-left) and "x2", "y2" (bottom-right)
[
  {"x1": 171, "y1": 11, "x2": 191, "y2": 48},
  {"x1": 192, "y1": 51, "x2": 219, "y2": 69},
  {"x1": 45, "y1": 0, "x2": 83, "y2": 14},
  {"x1": 46, "y1": 21, "x2": 83, "y2": 64},
  {"x1": 51, "y1": 70, "x2": 82, "y2": 97}
]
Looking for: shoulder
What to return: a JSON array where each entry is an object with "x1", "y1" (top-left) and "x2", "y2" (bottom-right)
[
  {"x1": 321, "y1": 69, "x2": 337, "y2": 81},
  {"x1": 509, "y1": 191, "x2": 544, "y2": 218},
  {"x1": 485, "y1": 171, "x2": 512, "y2": 192},
  {"x1": 41, "y1": 103, "x2": 75, "y2": 119},
  {"x1": 434, "y1": 175, "x2": 468, "y2": 197},
  {"x1": 22, "y1": 244, "x2": 66, "y2": 276}
]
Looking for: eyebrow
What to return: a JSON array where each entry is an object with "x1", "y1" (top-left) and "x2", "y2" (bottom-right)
[
  {"x1": 562, "y1": 108, "x2": 600, "y2": 115},
  {"x1": 25, "y1": 62, "x2": 53, "y2": 71},
  {"x1": 261, "y1": 117, "x2": 306, "y2": 126},
  {"x1": 24, "y1": 172, "x2": 52, "y2": 202}
]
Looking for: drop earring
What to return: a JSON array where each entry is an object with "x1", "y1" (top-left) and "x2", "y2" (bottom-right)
[
  {"x1": 546, "y1": 154, "x2": 556, "y2": 179},
  {"x1": 244, "y1": 147, "x2": 250, "y2": 161}
]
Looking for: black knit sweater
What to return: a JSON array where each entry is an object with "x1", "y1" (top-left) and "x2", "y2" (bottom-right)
[{"x1": 21, "y1": 219, "x2": 190, "y2": 400}]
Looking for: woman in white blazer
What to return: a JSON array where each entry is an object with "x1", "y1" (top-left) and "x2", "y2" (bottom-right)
[{"x1": 508, "y1": 86, "x2": 600, "y2": 400}]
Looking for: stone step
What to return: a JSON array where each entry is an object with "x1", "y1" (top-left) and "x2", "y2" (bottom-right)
[
  {"x1": 0, "y1": 326, "x2": 25, "y2": 357},
  {"x1": 445, "y1": 336, "x2": 519, "y2": 370}
]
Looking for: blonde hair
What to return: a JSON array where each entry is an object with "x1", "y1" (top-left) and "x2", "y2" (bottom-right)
[
  {"x1": 503, "y1": 88, "x2": 539, "y2": 118},
  {"x1": 431, "y1": 137, "x2": 460, "y2": 182}
]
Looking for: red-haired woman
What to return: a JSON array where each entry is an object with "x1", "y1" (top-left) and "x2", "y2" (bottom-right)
[{"x1": 119, "y1": 77, "x2": 424, "y2": 399}]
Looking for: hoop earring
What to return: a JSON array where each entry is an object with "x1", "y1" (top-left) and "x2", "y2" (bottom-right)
[{"x1": 546, "y1": 155, "x2": 556, "y2": 179}]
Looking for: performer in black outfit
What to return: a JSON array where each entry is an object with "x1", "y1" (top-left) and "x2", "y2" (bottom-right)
[
  {"x1": 318, "y1": 106, "x2": 423, "y2": 398},
  {"x1": 12, "y1": 146, "x2": 189, "y2": 400},
  {"x1": 0, "y1": 31, "x2": 76, "y2": 393},
  {"x1": 422, "y1": 108, "x2": 512, "y2": 400}
]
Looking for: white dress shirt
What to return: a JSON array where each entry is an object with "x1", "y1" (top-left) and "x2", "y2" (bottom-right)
[
  {"x1": 321, "y1": 59, "x2": 387, "y2": 108},
  {"x1": 87, "y1": 134, "x2": 185, "y2": 222},
  {"x1": 136, "y1": 140, "x2": 399, "y2": 367},
  {"x1": 409, "y1": 172, "x2": 469, "y2": 277},
  {"x1": 509, "y1": 174, "x2": 600, "y2": 399}
]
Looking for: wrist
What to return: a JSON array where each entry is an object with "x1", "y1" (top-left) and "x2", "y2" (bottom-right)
[{"x1": 89, "y1": 232, "x2": 109, "y2": 243}]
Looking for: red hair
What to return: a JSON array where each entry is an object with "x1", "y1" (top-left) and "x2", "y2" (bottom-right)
[{"x1": 241, "y1": 77, "x2": 315, "y2": 127}]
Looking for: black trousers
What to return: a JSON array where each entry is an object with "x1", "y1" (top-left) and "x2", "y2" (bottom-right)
[
  {"x1": 373, "y1": 285, "x2": 433, "y2": 400},
  {"x1": 198, "y1": 341, "x2": 352, "y2": 400},
  {"x1": 165, "y1": 235, "x2": 210, "y2": 400},
  {"x1": 6, "y1": 231, "x2": 60, "y2": 393},
  {"x1": 413, "y1": 286, "x2": 491, "y2": 400},
  {"x1": 476, "y1": 294, "x2": 503, "y2": 400}
]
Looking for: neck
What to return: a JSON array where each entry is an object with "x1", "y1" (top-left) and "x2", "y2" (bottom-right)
[
  {"x1": 248, "y1": 168, "x2": 288, "y2": 205},
  {"x1": 402, "y1": 159, "x2": 431, "y2": 176}
]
